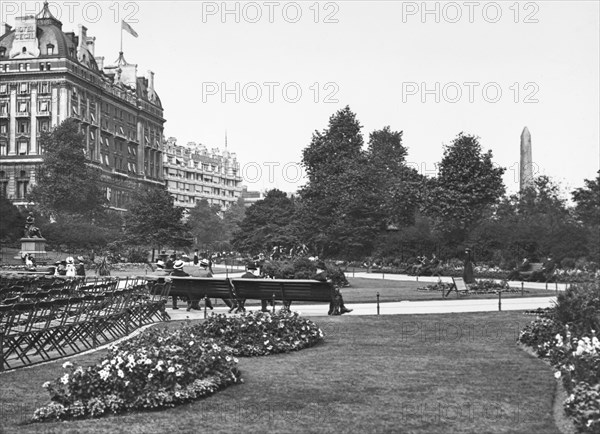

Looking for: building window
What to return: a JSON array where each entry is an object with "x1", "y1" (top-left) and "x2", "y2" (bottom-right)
[
  {"x1": 0, "y1": 47, "x2": 5, "y2": 58},
  {"x1": 0, "y1": 123, "x2": 6, "y2": 134},
  {"x1": 46, "y1": 62, "x2": 51, "y2": 70},
  {"x1": 19, "y1": 83, "x2": 29, "y2": 94},
  {"x1": 18, "y1": 101, "x2": 28, "y2": 113},
  {"x1": 18, "y1": 121, "x2": 29, "y2": 133},
  {"x1": 39, "y1": 120, "x2": 49, "y2": 132},
  {"x1": 0, "y1": 84, "x2": 7, "y2": 94},
  {"x1": 0, "y1": 143, "x2": 6, "y2": 156},
  {"x1": 39, "y1": 100, "x2": 49, "y2": 112},
  {"x1": 46, "y1": 44, "x2": 54, "y2": 55},
  {"x1": 18, "y1": 140, "x2": 28, "y2": 155},
  {"x1": 0, "y1": 103, "x2": 7, "y2": 115},
  {"x1": 39, "y1": 82, "x2": 50, "y2": 94}
]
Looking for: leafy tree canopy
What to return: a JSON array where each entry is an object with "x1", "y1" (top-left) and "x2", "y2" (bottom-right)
[
  {"x1": 124, "y1": 186, "x2": 191, "y2": 251},
  {"x1": 28, "y1": 118, "x2": 106, "y2": 220}
]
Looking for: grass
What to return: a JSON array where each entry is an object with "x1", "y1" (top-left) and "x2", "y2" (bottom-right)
[{"x1": 0, "y1": 311, "x2": 560, "y2": 434}]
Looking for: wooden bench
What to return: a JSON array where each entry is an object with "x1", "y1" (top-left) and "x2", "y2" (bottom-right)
[
  {"x1": 518, "y1": 263, "x2": 543, "y2": 280},
  {"x1": 230, "y1": 278, "x2": 336, "y2": 308},
  {"x1": 148, "y1": 276, "x2": 235, "y2": 308}
]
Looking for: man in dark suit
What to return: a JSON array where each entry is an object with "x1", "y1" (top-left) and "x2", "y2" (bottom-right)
[{"x1": 313, "y1": 261, "x2": 352, "y2": 315}]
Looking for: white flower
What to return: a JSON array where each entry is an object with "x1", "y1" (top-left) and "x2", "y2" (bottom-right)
[
  {"x1": 60, "y1": 374, "x2": 69, "y2": 384},
  {"x1": 148, "y1": 373, "x2": 154, "y2": 379},
  {"x1": 554, "y1": 371, "x2": 561, "y2": 379},
  {"x1": 225, "y1": 356, "x2": 231, "y2": 362},
  {"x1": 189, "y1": 341, "x2": 195, "y2": 346},
  {"x1": 233, "y1": 357, "x2": 238, "y2": 363},
  {"x1": 176, "y1": 371, "x2": 183, "y2": 377},
  {"x1": 42, "y1": 381, "x2": 51, "y2": 389},
  {"x1": 168, "y1": 367, "x2": 175, "y2": 373},
  {"x1": 117, "y1": 370, "x2": 124, "y2": 378},
  {"x1": 62, "y1": 361, "x2": 73, "y2": 369}
]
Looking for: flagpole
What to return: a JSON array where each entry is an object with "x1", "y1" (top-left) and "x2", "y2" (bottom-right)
[{"x1": 120, "y1": 22, "x2": 123, "y2": 54}]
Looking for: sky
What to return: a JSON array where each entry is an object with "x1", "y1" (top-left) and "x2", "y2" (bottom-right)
[{"x1": 2, "y1": 1, "x2": 599, "y2": 195}]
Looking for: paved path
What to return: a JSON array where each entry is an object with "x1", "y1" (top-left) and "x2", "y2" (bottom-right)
[
  {"x1": 166, "y1": 295, "x2": 556, "y2": 320},
  {"x1": 347, "y1": 271, "x2": 568, "y2": 291}
]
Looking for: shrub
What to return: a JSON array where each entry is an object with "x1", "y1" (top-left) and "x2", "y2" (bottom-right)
[{"x1": 554, "y1": 280, "x2": 600, "y2": 337}]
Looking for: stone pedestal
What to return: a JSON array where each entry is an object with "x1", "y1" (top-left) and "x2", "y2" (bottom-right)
[{"x1": 17, "y1": 237, "x2": 49, "y2": 262}]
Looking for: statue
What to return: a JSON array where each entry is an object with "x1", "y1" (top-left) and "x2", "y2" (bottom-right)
[{"x1": 24, "y1": 212, "x2": 43, "y2": 238}]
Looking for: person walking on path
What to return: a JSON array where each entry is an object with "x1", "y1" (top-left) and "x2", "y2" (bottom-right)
[
  {"x1": 463, "y1": 248, "x2": 476, "y2": 284},
  {"x1": 193, "y1": 249, "x2": 199, "y2": 266}
]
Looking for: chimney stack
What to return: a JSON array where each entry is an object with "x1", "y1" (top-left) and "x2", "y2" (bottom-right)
[
  {"x1": 86, "y1": 36, "x2": 96, "y2": 56},
  {"x1": 147, "y1": 70, "x2": 155, "y2": 92},
  {"x1": 78, "y1": 24, "x2": 87, "y2": 48}
]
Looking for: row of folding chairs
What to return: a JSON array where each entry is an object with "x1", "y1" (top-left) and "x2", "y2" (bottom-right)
[{"x1": 1, "y1": 280, "x2": 171, "y2": 370}]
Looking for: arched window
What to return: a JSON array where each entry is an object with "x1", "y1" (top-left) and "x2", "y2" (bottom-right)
[
  {"x1": 20, "y1": 170, "x2": 27, "y2": 178},
  {"x1": 46, "y1": 44, "x2": 54, "y2": 55}
]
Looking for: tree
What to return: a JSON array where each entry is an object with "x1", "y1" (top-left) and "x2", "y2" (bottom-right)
[
  {"x1": 28, "y1": 118, "x2": 106, "y2": 220},
  {"x1": 366, "y1": 126, "x2": 425, "y2": 229},
  {"x1": 124, "y1": 186, "x2": 191, "y2": 253},
  {"x1": 221, "y1": 196, "x2": 246, "y2": 243},
  {"x1": 0, "y1": 196, "x2": 24, "y2": 242},
  {"x1": 572, "y1": 171, "x2": 600, "y2": 227},
  {"x1": 424, "y1": 133, "x2": 505, "y2": 244},
  {"x1": 187, "y1": 199, "x2": 225, "y2": 250},
  {"x1": 232, "y1": 189, "x2": 299, "y2": 254},
  {"x1": 298, "y1": 106, "x2": 382, "y2": 258}
]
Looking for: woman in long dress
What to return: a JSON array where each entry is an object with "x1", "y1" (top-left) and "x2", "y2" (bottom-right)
[{"x1": 463, "y1": 248, "x2": 476, "y2": 284}]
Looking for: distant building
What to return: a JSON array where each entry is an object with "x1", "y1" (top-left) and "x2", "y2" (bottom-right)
[
  {"x1": 163, "y1": 138, "x2": 242, "y2": 211},
  {"x1": 240, "y1": 186, "x2": 264, "y2": 207},
  {"x1": 0, "y1": 3, "x2": 165, "y2": 209}
]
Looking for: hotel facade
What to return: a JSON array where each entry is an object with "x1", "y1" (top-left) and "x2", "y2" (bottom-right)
[
  {"x1": 163, "y1": 138, "x2": 243, "y2": 212},
  {"x1": 0, "y1": 4, "x2": 165, "y2": 210}
]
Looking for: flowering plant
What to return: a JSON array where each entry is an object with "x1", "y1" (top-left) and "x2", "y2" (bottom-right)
[
  {"x1": 188, "y1": 310, "x2": 324, "y2": 357},
  {"x1": 518, "y1": 279, "x2": 600, "y2": 432},
  {"x1": 33, "y1": 326, "x2": 241, "y2": 421}
]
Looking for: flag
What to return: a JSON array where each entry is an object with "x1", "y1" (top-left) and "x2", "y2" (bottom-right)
[{"x1": 121, "y1": 21, "x2": 138, "y2": 38}]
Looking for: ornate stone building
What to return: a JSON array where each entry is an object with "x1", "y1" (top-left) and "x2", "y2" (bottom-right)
[
  {"x1": 0, "y1": 4, "x2": 165, "y2": 210},
  {"x1": 163, "y1": 138, "x2": 243, "y2": 211}
]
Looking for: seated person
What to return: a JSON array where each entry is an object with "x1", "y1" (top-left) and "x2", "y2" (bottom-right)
[
  {"x1": 507, "y1": 257, "x2": 531, "y2": 280},
  {"x1": 165, "y1": 254, "x2": 176, "y2": 271},
  {"x1": 230, "y1": 262, "x2": 259, "y2": 313},
  {"x1": 313, "y1": 261, "x2": 352, "y2": 315},
  {"x1": 76, "y1": 256, "x2": 86, "y2": 277},
  {"x1": 169, "y1": 260, "x2": 189, "y2": 309},
  {"x1": 191, "y1": 259, "x2": 215, "y2": 311}
]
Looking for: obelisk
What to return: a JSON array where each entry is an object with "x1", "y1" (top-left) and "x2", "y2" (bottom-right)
[{"x1": 520, "y1": 127, "x2": 533, "y2": 191}]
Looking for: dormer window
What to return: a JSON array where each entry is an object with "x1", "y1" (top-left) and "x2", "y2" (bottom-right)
[
  {"x1": 46, "y1": 44, "x2": 54, "y2": 55},
  {"x1": 22, "y1": 47, "x2": 26, "y2": 54},
  {"x1": 0, "y1": 48, "x2": 5, "y2": 58}
]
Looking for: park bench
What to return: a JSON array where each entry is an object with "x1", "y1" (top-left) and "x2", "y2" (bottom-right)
[
  {"x1": 230, "y1": 278, "x2": 336, "y2": 310},
  {"x1": 517, "y1": 263, "x2": 543, "y2": 280},
  {"x1": 148, "y1": 276, "x2": 235, "y2": 309}
]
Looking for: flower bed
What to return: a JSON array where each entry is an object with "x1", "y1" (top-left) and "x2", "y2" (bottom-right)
[
  {"x1": 187, "y1": 310, "x2": 324, "y2": 357},
  {"x1": 33, "y1": 311, "x2": 323, "y2": 422},
  {"x1": 33, "y1": 328, "x2": 240, "y2": 421},
  {"x1": 518, "y1": 279, "x2": 600, "y2": 432}
]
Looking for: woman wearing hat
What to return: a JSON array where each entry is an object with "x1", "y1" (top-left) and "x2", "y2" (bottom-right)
[
  {"x1": 463, "y1": 248, "x2": 476, "y2": 284},
  {"x1": 76, "y1": 256, "x2": 86, "y2": 277},
  {"x1": 65, "y1": 257, "x2": 77, "y2": 278}
]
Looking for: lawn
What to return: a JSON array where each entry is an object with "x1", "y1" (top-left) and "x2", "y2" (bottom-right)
[{"x1": 0, "y1": 311, "x2": 560, "y2": 433}]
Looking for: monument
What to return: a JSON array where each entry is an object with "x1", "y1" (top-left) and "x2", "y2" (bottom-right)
[
  {"x1": 520, "y1": 127, "x2": 534, "y2": 191},
  {"x1": 18, "y1": 212, "x2": 48, "y2": 264}
]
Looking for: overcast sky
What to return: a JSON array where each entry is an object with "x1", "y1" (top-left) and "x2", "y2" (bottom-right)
[{"x1": 3, "y1": 1, "x2": 599, "y2": 195}]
